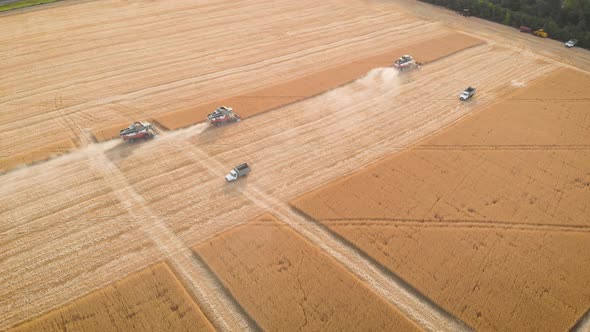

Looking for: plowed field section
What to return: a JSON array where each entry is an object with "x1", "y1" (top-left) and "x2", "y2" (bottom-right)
[
  {"x1": 194, "y1": 213, "x2": 421, "y2": 331},
  {"x1": 291, "y1": 68, "x2": 590, "y2": 331},
  {"x1": 11, "y1": 262, "x2": 214, "y2": 331}
]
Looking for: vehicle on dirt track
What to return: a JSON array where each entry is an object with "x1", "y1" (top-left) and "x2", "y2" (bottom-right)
[
  {"x1": 458, "y1": 8, "x2": 471, "y2": 17},
  {"x1": 565, "y1": 39, "x2": 578, "y2": 48},
  {"x1": 459, "y1": 87, "x2": 476, "y2": 101},
  {"x1": 207, "y1": 106, "x2": 241, "y2": 126},
  {"x1": 393, "y1": 55, "x2": 420, "y2": 71},
  {"x1": 119, "y1": 121, "x2": 159, "y2": 143},
  {"x1": 225, "y1": 163, "x2": 251, "y2": 182}
]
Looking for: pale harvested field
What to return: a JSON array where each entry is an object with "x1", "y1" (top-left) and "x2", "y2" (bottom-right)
[
  {"x1": 291, "y1": 68, "x2": 590, "y2": 331},
  {"x1": 2, "y1": 0, "x2": 590, "y2": 331},
  {"x1": 1, "y1": 0, "x2": 450, "y2": 171},
  {"x1": 195, "y1": 213, "x2": 420, "y2": 331},
  {"x1": 11, "y1": 262, "x2": 214, "y2": 331}
]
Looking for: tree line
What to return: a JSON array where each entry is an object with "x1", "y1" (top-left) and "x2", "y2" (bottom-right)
[{"x1": 418, "y1": 0, "x2": 590, "y2": 49}]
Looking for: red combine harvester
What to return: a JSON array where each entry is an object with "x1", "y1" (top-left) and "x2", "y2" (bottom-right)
[
  {"x1": 207, "y1": 106, "x2": 241, "y2": 126},
  {"x1": 119, "y1": 121, "x2": 158, "y2": 143}
]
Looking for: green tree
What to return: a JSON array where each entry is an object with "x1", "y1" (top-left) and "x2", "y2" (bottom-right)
[
  {"x1": 416, "y1": 0, "x2": 590, "y2": 49},
  {"x1": 503, "y1": 10, "x2": 512, "y2": 25}
]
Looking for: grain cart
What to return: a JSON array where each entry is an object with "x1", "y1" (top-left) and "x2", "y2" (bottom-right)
[
  {"x1": 120, "y1": 121, "x2": 158, "y2": 143},
  {"x1": 207, "y1": 106, "x2": 241, "y2": 126},
  {"x1": 225, "y1": 163, "x2": 251, "y2": 182}
]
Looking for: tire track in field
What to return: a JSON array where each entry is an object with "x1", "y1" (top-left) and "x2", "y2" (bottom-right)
[{"x1": 316, "y1": 218, "x2": 590, "y2": 233}]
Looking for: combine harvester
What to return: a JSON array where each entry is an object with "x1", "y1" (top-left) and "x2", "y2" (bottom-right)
[
  {"x1": 207, "y1": 106, "x2": 241, "y2": 126},
  {"x1": 119, "y1": 121, "x2": 159, "y2": 143},
  {"x1": 393, "y1": 55, "x2": 421, "y2": 71}
]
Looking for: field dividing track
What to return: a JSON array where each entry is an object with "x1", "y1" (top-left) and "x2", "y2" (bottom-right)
[{"x1": 86, "y1": 147, "x2": 255, "y2": 331}]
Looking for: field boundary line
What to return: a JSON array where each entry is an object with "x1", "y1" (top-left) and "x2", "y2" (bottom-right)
[{"x1": 318, "y1": 218, "x2": 590, "y2": 233}]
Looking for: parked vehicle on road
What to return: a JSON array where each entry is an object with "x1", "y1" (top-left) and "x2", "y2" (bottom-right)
[{"x1": 565, "y1": 39, "x2": 578, "y2": 48}]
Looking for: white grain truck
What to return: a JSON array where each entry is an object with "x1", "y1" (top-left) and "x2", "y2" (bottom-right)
[{"x1": 225, "y1": 163, "x2": 251, "y2": 182}]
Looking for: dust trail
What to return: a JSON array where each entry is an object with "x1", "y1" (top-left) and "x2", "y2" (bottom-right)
[
  {"x1": 157, "y1": 122, "x2": 208, "y2": 141},
  {"x1": 510, "y1": 79, "x2": 525, "y2": 87},
  {"x1": 83, "y1": 143, "x2": 254, "y2": 332},
  {"x1": 177, "y1": 142, "x2": 470, "y2": 332},
  {"x1": 0, "y1": 121, "x2": 208, "y2": 194},
  {"x1": 0, "y1": 139, "x2": 120, "y2": 196}
]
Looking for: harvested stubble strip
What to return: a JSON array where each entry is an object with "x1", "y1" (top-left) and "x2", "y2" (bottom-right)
[
  {"x1": 194, "y1": 213, "x2": 422, "y2": 331},
  {"x1": 91, "y1": 123, "x2": 133, "y2": 143},
  {"x1": 10, "y1": 262, "x2": 214, "y2": 332},
  {"x1": 150, "y1": 32, "x2": 483, "y2": 131}
]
